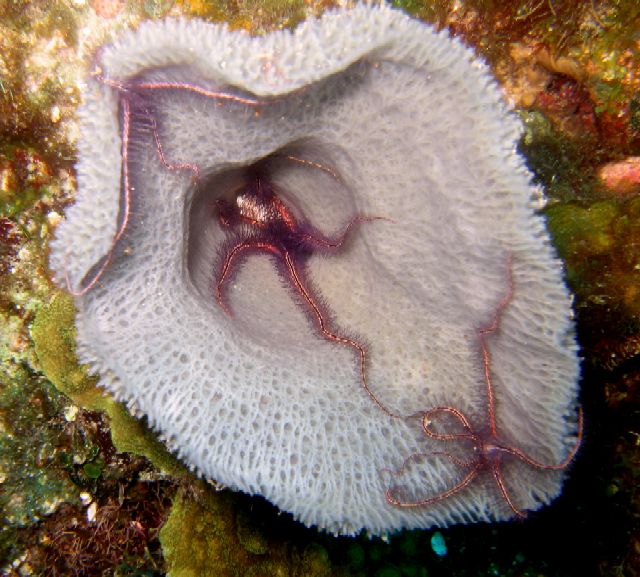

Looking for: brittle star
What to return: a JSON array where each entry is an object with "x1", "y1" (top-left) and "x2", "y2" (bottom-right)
[
  {"x1": 213, "y1": 168, "x2": 399, "y2": 415},
  {"x1": 385, "y1": 256, "x2": 583, "y2": 517}
]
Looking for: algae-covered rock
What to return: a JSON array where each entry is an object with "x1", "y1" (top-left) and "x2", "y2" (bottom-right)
[
  {"x1": 236, "y1": 509, "x2": 269, "y2": 556},
  {"x1": 0, "y1": 357, "x2": 76, "y2": 528},
  {"x1": 547, "y1": 201, "x2": 618, "y2": 258},
  {"x1": 160, "y1": 484, "x2": 333, "y2": 577},
  {"x1": 31, "y1": 291, "x2": 185, "y2": 476},
  {"x1": 160, "y1": 487, "x2": 268, "y2": 577}
]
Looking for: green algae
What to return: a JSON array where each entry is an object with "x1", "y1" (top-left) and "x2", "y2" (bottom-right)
[
  {"x1": 160, "y1": 489, "x2": 277, "y2": 577},
  {"x1": 31, "y1": 291, "x2": 186, "y2": 477},
  {"x1": 0, "y1": 358, "x2": 76, "y2": 533},
  {"x1": 546, "y1": 197, "x2": 640, "y2": 323},
  {"x1": 160, "y1": 484, "x2": 333, "y2": 577},
  {"x1": 0, "y1": 199, "x2": 78, "y2": 568},
  {"x1": 518, "y1": 110, "x2": 601, "y2": 203},
  {"x1": 518, "y1": 104, "x2": 640, "y2": 367},
  {"x1": 345, "y1": 542, "x2": 366, "y2": 571},
  {"x1": 514, "y1": 25, "x2": 640, "y2": 341},
  {"x1": 547, "y1": 201, "x2": 618, "y2": 257},
  {"x1": 236, "y1": 508, "x2": 269, "y2": 555}
]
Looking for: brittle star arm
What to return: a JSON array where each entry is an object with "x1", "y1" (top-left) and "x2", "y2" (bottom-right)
[
  {"x1": 66, "y1": 94, "x2": 199, "y2": 296},
  {"x1": 282, "y1": 249, "x2": 400, "y2": 418},
  {"x1": 65, "y1": 97, "x2": 133, "y2": 296},
  {"x1": 477, "y1": 253, "x2": 514, "y2": 437},
  {"x1": 298, "y1": 215, "x2": 388, "y2": 250},
  {"x1": 493, "y1": 407, "x2": 584, "y2": 470},
  {"x1": 216, "y1": 240, "x2": 280, "y2": 316},
  {"x1": 68, "y1": 73, "x2": 264, "y2": 295},
  {"x1": 387, "y1": 253, "x2": 582, "y2": 513},
  {"x1": 490, "y1": 408, "x2": 583, "y2": 518},
  {"x1": 95, "y1": 73, "x2": 264, "y2": 107},
  {"x1": 386, "y1": 451, "x2": 481, "y2": 507},
  {"x1": 283, "y1": 155, "x2": 342, "y2": 182},
  {"x1": 421, "y1": 406, "x2": 476, "y2": 442},
  {"x1": 492, "y1": 465, "x2": 527, "y2": 518}
]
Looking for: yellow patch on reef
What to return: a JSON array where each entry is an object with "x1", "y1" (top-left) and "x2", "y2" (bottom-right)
[
  {"x1": 31, "y1": 291, "x2": 185, "y2": 476},
  {"x1": 160, "y1": 484, "x2": 333, "y2": 577},
  {"x1": 161, "y1": 488, "x2": 243, "y2": 577}
]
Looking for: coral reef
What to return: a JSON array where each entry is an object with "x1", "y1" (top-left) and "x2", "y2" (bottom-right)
[{"x1": 0, "y1": 0, "x2": 638, "y2": 575}]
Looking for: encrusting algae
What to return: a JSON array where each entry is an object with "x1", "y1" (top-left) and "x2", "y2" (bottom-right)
[{"x1": 160, "y1": 485, "x2": 334, "y2": 577}]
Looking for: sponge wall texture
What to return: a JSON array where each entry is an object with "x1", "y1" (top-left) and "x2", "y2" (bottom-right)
[{"x1": 50, "y1": 5, "x2": 580, "y2": 535}]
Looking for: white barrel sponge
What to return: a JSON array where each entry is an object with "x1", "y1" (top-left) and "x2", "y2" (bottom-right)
[{"x1": 50, "y1": 4, "x2": 581, "y2": 535}]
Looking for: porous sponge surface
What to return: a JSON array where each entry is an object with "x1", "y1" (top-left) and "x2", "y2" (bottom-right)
[{"x1": 50, "y1": 5, "x2": 580, "y2": 535}]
